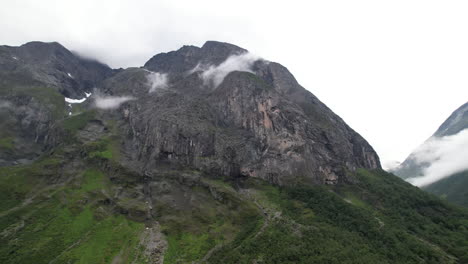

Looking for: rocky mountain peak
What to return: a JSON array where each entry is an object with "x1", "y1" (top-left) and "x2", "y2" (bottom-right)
[
  {"x1": 0, "y1": 41, "x2": 113, "y2": 98},
  {"x1": 109, "y1": 42, "x2": 382, "y2": 185},
  {"x1": 0, "y1": 40, "x2": 381, "y2": 185},
  {"x1": 143, "y1": 41, "x2": 247, "y2": 75},
  {"x1": 434, "y1": 101, "x2": 468, "y2": 137}
]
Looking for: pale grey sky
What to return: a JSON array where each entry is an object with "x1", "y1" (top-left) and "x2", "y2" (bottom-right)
[{"x1": 1, "y1": 0, "x2": 468, "y2": 168}]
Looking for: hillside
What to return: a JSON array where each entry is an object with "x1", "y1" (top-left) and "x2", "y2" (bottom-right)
[
  {"x1": 394, "y1": 101, "x2": 468, "y2": 207},
  {"x1": 0, "y1": 41, "x2": 467, "y2": 263}
]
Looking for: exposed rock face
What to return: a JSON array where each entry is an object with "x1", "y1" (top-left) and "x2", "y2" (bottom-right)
[
  {"x1": 105, "y1": 41, "x2": 380, "y2": 185},
  {"x1": 0, "y1": 41, "x2": 113, "y2": 98},
  {"x1": 144, "y1": 41, "x2": 247, "y2": 75},
  {"x1": 0, "y1": 41, "x2": 114, "y2": 164},
  {"x1": 0, "y1": 94, "x2": 57, "y2": 166},
  {"x1": 433, "y1": 101, "x2": 468, "y2": 137},
  {"x1": 0, "y1": 40, "x2": 380, "y2": 185}
]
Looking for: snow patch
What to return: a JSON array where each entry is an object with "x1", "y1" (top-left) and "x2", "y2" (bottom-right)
[
  {"x1": 12, "y1": 56, "x2": 18, "y2": 60},
  {"x1": 85, "y1": 92, "x2": 92, "y2": 98},
  {"x1": 65, "y1": 97, "x2": 86, "y2": 104},
  {"x1": 67, "y1": 73, "x2": 73, "y2": 78}
]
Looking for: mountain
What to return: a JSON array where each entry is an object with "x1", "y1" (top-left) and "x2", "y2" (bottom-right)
[
  {"x1": 394, "y1": 101, "x2": 468, "y2": 207},
  {"x1": 0, "y1": 41, "x2": 113, "y2": 98},
  {"x1": 1, "y1": 41, "x2": 467, "y2": 264},
  {"x1": 434, "y1": 102, "x2": 468, "y2": 137}
]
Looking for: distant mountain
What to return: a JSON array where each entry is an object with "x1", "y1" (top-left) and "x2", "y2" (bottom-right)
[
  {"x1": 0, "y1": 41, "x2": 113, "y2": 98},
  {"x1": 394, "y1": 101, "x2": 468, "y2": 207},
  {"x1": 1, "y1": 41, "x2": 468, "y2": 263},
  {"x1": 434, "y1": 102, "x2": 468, "y2": 137}
]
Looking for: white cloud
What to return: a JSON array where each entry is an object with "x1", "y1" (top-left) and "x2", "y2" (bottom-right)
[
  {"x1": 186, "y1": 63, "x2": 209, "y2": 76},
  {"x1": 94, "y1": 95, "x2": 135, "y2": 110},
  {"x1": 0, "y1": 100, "x2": 12, "y2": 109},
  {"x1": 146, "y1": 71, "x2": 168, "y2": 93},
  {"x1": 383, "y1": 160, "x2": 401, "y2": 171},
  {"x1": 1, "y1": 0, "x2": 468, "y2": 166},
  {"x1": 406, "y1": 129, "x2": 468, "y2": 187},
  {"x1": 200, "y1": 52, "x2": 260, "y2": 87}
]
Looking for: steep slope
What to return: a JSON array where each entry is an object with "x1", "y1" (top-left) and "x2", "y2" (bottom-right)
[
  {"x1": 394, "y1": 101, "x2": 468, "y2": 207},
  {"x1": 0, "y1": 41, "x2": 113, "y2": 166},
  {"x1": 1, "y1": 41, "x2": 468, "y2": 264},
  {"x1": 434, "y1": 102, "x2": 468, "y2": 137},
  {"x1": 0, "y1": 41, "x2": 113, "y2": 98},
  {"x1": 424, "y1": 171, "x2": 468, "y2": 207},
  {"x1": 112, "y1": 41, "x2": 380, "y2": 185}
]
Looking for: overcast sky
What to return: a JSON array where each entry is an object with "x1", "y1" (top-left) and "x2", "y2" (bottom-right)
[{"x1": 1, "y1": 0, "x2": 468, "y2": 168}]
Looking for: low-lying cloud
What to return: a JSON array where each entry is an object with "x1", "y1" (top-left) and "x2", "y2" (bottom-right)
[
  {"x1": 199, "y1": 52, "x2": 260, "y2": 87},
  {"x1": 383, "y1": 160, "x2": 401, "y2": 171},
  {"x1": 146, "y1": 71, "x2": 168, "y2": 93},
  {"x1": 407, "y1": 128, "x2": 468, "y2": 186},
  {"x1": 94, "y1": 95, "x2": 135, "y2": 110},
  {"x1": 0, "y1": 100, "x2": 12, "y2": 109}
]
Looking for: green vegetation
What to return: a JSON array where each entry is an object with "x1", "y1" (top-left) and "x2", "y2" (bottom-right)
[
  {"x1": 208, "y1": 170, "x2": 468, "y2": 264},
  {"x1": 157, "y1": 178, "x2": 261, "y2": 264},
  {"x1": 86, "y1": 138, "x2": 116, "y2": 160},
  {"x1": 1, "y1": 147, "x2": 468, "y2": 264},
  {"x1": 0, "y1": 83, "x2": 66, "y2": 119},
  {"x1": 0, "y1": 160, "x2": 145, "y2": 264},
  {"x1": 0, "y1": 136, "x2": 14, "y2": 151},
  {"x1": 62, "y1": 111, "x2": 95, "y2": 134},
  {"x1": 425, "y1": 171, "x2": 468, "y2": 207}
]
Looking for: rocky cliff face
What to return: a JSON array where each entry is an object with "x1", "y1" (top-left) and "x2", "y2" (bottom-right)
[
  {"x1": 434, "y1": 101, "x2": 468, "y2": 137},
  {"x1": 3, "y1": 41, "x2": 468, "y2": 264},
  {"x1": 0, "y1": 41, "x2": 113, "y2": 165},
  {"x1": 101, "y1": 41, "x2": 380, "y2": 185},
  {"x1": 0, "y1": 41, "x2": 113, "y2": 98},
  {"x1": 0, "y1": 40, "x2": 380, "y2": 185}
]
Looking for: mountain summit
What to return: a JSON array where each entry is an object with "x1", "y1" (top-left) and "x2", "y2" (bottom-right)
[
  {"x1": 0, "y1": 41, "x2": 467, "y2": 264},
  {"x1": 102, "y1": 40, "x2": 381, "y2": 185},
  {"x1": 1, "y1": 40, "x2": 381, "y2": 185}
]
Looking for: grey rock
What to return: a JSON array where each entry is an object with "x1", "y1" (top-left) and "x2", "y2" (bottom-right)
[
  {"x1": 0, "y1": 41, "x2": 113, "y2": 98},
  {"x1": 103, "y1": 41, "x2": 380, "y2": 185}
]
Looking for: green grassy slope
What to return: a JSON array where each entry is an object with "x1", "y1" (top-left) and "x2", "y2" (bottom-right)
[
  {"x1": 0, "y1": 102, "x2": 467, "y2": 263},
  {"x1": 424, "y1": 171, "x2": 468, "y2": 208},
  {"x1": 208, "y1": 169, "x2": 468, "y2": 264},
  {"x1": 1, "y1": 151, "x2": 467, "y2": 264}
]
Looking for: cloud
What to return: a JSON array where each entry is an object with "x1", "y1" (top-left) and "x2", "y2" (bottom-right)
[
  {"x1": 406, "y1": 129, "x2": 468, "y2": 187},
  {"x1": 383, "y1": 160, "x2": 401, "y2": 171},
  {"x1": 200, "y1": 52, "x2": 260, "y2": 87},
  {"x1": 146, "y1": 71, "x2": 168, "y2": 93},
  {"x1": 0, "y1": 100, "x2": 12, "y2": 109},
  {"x1": 94, "y1": 95, "x2": 135, "y2": 110}
]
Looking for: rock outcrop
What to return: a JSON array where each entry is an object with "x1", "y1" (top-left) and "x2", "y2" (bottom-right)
[
  {"x1": 0, "y1": 41, "x2": 113, "y2": 98},
  {"x1": 104, "y1": 41, "x2": 381, "y2": 185},
  {"x1": 0, "y1": 40, "x2": 380, "y2": 185}
]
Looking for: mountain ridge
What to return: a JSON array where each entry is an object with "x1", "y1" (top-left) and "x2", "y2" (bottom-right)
[
  {"x1": 394, "y1": 100, "x2": 468, "y2": 207},
  {"x1": 0, "y1": 40, "x2": 467, "y2": 263}
]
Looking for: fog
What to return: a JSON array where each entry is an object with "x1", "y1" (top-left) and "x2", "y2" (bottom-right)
[
  {"x1": 94, "y1": 95, "x2": 135, "y2": 110},
  {"x1": 407, "y1": 129, "x2": 468, "y2": 186}
]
